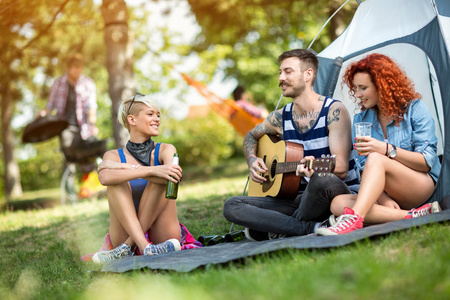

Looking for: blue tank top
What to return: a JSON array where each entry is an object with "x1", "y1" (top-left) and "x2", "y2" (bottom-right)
[
  {"x1": 117, "y1": 143, "x2": 161, "y2": 213},
  {"x1": 282, "y1": 99, "x2": 359, "y2": 192}
]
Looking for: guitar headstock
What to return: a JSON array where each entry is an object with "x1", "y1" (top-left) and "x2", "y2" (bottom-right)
[{"x1": 306, "y1": 154, "x2": 336, "y2": 174}]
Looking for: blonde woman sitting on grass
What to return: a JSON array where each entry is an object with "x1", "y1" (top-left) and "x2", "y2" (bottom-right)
[{"x1": 92, "y1": 93, "x2": 184, "y2": 263}]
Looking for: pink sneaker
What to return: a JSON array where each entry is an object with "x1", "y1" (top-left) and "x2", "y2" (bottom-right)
[
  {"x1": 405, "y1": 201, "x2": 441, "y2": 219},
  {"x1": 316, "y1": 207, "x2": 364, "y2": 236}
]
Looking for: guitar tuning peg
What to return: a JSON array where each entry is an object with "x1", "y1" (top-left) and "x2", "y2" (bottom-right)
[
  {"x1": 331, "y1": 154, "x2": 336, "y2": 158},
  {"x1": 321, "y1": 154, "x2": 325, "y2": 158}
]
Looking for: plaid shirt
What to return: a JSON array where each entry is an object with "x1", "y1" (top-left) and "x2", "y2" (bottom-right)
[
  {"x1": 236, "y1": 100, "x2": 264, "y2": 118},
  {"x1": 46, "y1": 74, "x2": 97, "y2": 140}
]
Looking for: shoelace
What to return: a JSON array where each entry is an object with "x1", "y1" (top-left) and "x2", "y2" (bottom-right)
[
  {"x1": 154, "y1": 242, "x2": 173, "y2": 254},
  {"x1": 331, "y1": 214, "x2": 358, "y2": 232},
  {"x1": 146, "y1": 241, "x2": 174, "y2": 255},
  {"x1": 410, "y1": 206, "x2": 430, "y2": 218},
  {"x1": 99, "y1": 245, "x2": 130, "y2": 261},
  {"x1": 268, "y1": 233, "x2": 286, "y2": 240}
]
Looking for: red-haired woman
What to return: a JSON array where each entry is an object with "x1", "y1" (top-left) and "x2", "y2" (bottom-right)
[{"x1": 317, "y1": 53, "x2": 441, "y2": 236}]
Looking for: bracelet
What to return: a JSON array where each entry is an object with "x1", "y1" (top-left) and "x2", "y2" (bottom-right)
[
  {"x1": 131, "y1": 164, "x2": 140, "y2": 169},
  {"x1": 385, "y1": 143, "x2": 389, "y2": 156}
]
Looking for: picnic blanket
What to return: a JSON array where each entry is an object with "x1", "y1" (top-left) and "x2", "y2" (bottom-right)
[
  {"x1": 81, "y1": 223, "x2": 202, "y2": 262},
  {"x1": 100, "y1": 209, "x2": 450, "y2": 273}
]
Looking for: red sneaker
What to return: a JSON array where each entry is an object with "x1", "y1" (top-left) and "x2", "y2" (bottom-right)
[
  {"x1": 316, "y1": 207, "x2": 364, "y2": 236},
  {"x1": 405, "y1": 201, "x2": 441, "y2": 219}
]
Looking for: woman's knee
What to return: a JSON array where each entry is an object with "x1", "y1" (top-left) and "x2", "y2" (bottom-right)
[
  {"x1": 330, "y1": 194, "x2": 355, "y2": 216},
  {"x1": 365, "y1": 152, "x2": 388, "y2": 169}
]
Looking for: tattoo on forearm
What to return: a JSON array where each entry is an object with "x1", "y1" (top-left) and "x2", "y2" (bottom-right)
[
  {"x1": 248, "y1": 156, "x2": 257, "y2": 168},
  {"x1": 252, "y1": 123, "x2": 266, "y2": 138},
  {"x1": 327, "y1": 107, "x2": 341, "y2": 125},
  {"x1": 243, "y1": 133, "x2": 258, "y2": 160}
]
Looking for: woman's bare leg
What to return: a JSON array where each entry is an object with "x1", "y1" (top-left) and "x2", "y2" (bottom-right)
[
  {"x1": 137, "y1": 183, "x2": 180, "y2": 244},
  {"x1": 351, "y1": 152, "x2": 435, "y2": 219},
  {"x1": 107, "y1": 183, "x2": 150, "y2": 250},
  {"x1": 331, "y1": 194, "x2": 407, "y2": 224},
  {"x1": 148, "y1": 199, "x2": 180, "y2": 244}
]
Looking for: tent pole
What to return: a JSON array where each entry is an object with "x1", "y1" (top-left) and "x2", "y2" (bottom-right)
[{"x1": 307, "y1": 0, "x2": 355, "y2": 50}]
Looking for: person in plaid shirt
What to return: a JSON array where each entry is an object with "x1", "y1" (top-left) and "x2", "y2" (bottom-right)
[
  {"x1": 43, "y1": 53, "x2": 97, "y2": 144},
  {"x1": 41, "y1": 53, "x2": 98, "y2": 200}
]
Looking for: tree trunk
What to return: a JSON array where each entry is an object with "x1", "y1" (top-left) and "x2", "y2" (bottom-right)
[
  {"x1": 1, "y1": 86, "x2": 23, "y2": 201},
  {"x1": 101, "y1": 0, "x2": 135, "y2": 148}
]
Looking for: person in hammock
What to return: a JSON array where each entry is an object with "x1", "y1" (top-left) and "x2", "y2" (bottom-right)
[{"x1": 232, "y1": 85, "x2": 268, "y2": 119}]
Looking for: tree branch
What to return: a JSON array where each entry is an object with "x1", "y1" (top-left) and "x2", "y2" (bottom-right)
[{"x1": 20, "y1": 0, "x2": 72, "y2": 52}]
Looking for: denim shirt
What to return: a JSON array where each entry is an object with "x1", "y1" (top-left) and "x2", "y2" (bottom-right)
[{"x1": 353, "y1": 99, "x2": 441, "y2": 182}]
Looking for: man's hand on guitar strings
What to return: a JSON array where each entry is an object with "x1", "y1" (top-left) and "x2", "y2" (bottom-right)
[
  {"x1": 296, "y1": 156, "x2": 315, "y2": 178},
  {"x1": 249, "y1": 157, "x2": 268, "y2": 183}
]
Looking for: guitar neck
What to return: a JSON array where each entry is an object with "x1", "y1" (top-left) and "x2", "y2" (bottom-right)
[
  {"x1": 275, "y1": 157, "x2": 335, "y2": 174},
  {"x1": 275, "y1": 161, "x2": 308, "y2": 174}
]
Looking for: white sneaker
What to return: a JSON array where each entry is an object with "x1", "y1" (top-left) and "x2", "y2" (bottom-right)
[
  {"x1": 92, "y1": 243, "x2": 133, "y2": 264},
  {"x1": 143, "y1": 238, "x2": 181, "y2": 256}
]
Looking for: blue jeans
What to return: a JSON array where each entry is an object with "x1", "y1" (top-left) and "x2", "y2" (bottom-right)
[{"x1": 223, "y1": 173, "x2": 352, "y2": 236}]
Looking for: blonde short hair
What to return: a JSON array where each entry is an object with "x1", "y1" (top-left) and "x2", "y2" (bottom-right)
[{"x1": 117, "y1": 94, "x2": 161, "y2": 131}]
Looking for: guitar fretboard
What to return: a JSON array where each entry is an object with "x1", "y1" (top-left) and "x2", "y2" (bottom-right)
[
  {"x1": 274, "y1": 161, "x2": 303, "y2": 174},
  {"x1": 274, "y1": 158, "x2": 334, "y2": 174}
]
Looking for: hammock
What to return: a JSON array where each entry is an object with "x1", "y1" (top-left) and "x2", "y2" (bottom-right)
[{"x1": 180, "y1": 73, "x2": 264, "y2": 137}]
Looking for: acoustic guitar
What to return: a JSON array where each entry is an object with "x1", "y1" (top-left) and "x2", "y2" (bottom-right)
[{"x1": 247, "y1": 134, "x2": 336, "y2": 198}]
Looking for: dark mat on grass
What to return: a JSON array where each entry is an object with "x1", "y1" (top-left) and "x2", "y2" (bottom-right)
[{"x1": 101, "y1": 209, "x2": 450, "y2": 273}]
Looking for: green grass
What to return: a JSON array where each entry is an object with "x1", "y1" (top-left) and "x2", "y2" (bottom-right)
[{"x1": 1, "y1": 158, "x2": 449, "y2": 300}]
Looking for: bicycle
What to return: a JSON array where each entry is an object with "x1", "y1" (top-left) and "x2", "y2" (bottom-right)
[{"x1": 60, "y1": 139, "x2": 107, "y2": 205}]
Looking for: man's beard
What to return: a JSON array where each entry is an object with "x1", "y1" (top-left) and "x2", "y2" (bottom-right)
[{"x1": 280, "y1": 81, "x2": 305, "y2": 98}]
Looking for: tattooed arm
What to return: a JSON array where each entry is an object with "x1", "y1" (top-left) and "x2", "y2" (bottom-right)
[
  {"x1": 243, "y1": 109, "x2": 283, "y2": 183},
  {"x1": 327, "y1": 101, "x2": 352, "y2": 180}
]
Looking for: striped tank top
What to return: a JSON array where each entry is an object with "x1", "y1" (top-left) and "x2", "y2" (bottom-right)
[{"x1": 282, "y1": 98, "x2": 360, "y2": 193}]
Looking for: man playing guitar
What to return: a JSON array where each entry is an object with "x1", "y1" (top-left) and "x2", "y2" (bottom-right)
[{"x1": 223, "y1": 49, "x2": 360, "y2": 240}]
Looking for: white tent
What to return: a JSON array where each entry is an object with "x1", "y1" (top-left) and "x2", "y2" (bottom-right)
[{"x1": 314, "y1": 0, "x2": 450, "y2": 206}]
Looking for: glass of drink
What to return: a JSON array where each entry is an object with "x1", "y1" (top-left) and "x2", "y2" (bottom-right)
[{"x1": 354, "y1": 122, "x2": 372, "y2": 155}]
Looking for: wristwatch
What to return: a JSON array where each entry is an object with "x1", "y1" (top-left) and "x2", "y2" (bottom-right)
[{"x1": 388, "y1": 144, "x2": 397, "y2": 159}]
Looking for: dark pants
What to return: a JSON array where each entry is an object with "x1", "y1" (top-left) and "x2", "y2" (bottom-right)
[
  {"x1": 60, "y1": 125, "x2": 96, "y2": 172},
  {"x1": 60, "y1": 125, "x2": 96, "y2": 201},
  {"x1": 223, "y1": 173, "x2": 352, "y2": 236}
]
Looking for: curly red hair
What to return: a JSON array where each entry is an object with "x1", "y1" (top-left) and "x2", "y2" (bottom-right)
[{"x1": 342, "y1": 53, "x2": 421, "y2": 125}]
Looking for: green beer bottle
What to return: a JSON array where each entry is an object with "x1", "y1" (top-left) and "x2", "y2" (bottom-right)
[{"x1": 165, "y1": 153, "x2": 179, "y2": 200}]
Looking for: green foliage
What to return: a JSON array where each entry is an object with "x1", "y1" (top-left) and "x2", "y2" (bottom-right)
[
  {"x1": 186, "y1": 0, "x2": 359, "y2": 110},
  {"x1": 18, "y1": 139, "x2": 63, "y2": 192},
  {"x1": 0, "y1": 0, "x2": 108, "y2": 198},
  {"x1": 160, "y1": 113, "x2": 243, "y2": 167}
]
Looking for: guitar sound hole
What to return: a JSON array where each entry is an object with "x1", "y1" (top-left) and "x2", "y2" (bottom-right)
[{"x1": 270, "y1": 160, "x2": 277, "y2": 178}]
